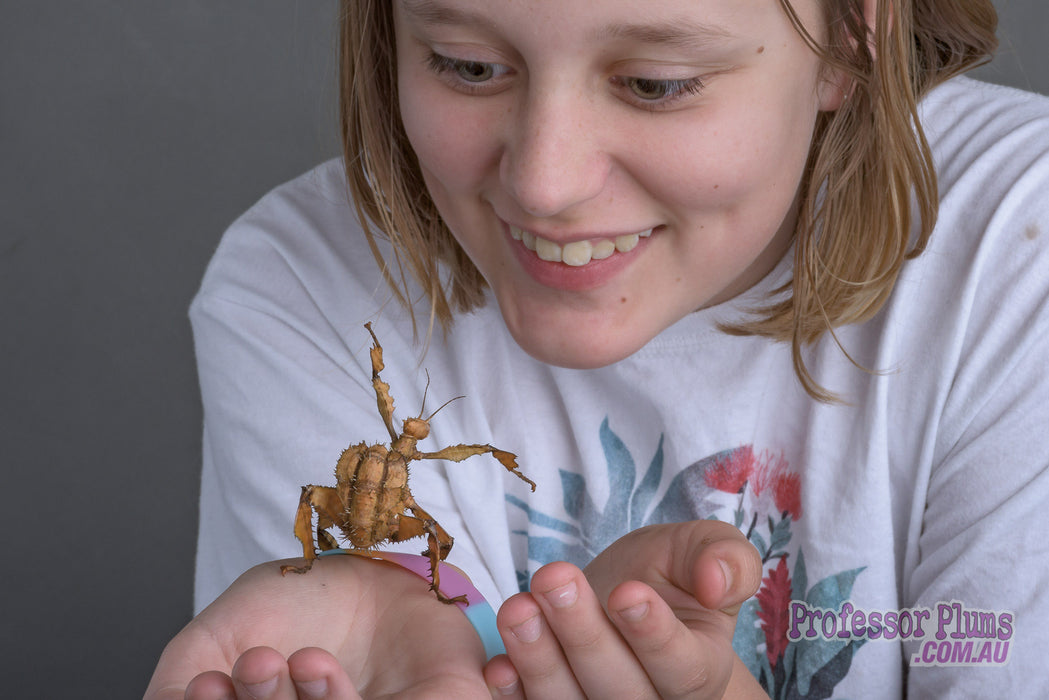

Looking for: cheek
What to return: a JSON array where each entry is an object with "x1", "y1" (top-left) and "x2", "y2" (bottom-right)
[
  {"x1": 629, "y1": 130, "x2": 782, "y2": 220},
  {"x1": 639, "y1": 94, "x2": 817, "y2": 216},
  {"x1": 399, "y1": 79, "x2": 499, "y2": 196},
  {"x1": 398, "y1": 77, "x2": 505, "y2": 271}
]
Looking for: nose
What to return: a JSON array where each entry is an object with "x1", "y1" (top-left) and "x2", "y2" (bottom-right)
[{"x1": 499, "y1": 90, "x2": 611, "y2": 219}]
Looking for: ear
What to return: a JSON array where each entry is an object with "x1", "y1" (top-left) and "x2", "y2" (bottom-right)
[{"x1": 817, "y1": 0, "x2": 880, "y2": 112}]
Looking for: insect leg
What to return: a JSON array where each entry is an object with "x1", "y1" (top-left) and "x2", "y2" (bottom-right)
[
  {"x1": 392, "y1": 508, "x2": 467, "y2": 605},
  {"x1": 280, "y1": 485, "x2": 341, "y2": 575},
  {"x1": 415, "y1": 444, "x2": 537, "y2": 491},
  {"x1": 364, "y1": 322, "x2": 399, "y2": 442}
]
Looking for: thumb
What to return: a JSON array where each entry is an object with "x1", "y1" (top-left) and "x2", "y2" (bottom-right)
[
  {"x1": 679, "y1": 521, "x2": 763, "y2": 615},
  {"x1": 583, "y1": 520, "x2": 763, "y2": 618}
]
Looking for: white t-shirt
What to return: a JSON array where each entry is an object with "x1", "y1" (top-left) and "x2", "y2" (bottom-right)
[{"x1": 190, "y1": 77, "x2": 1049, "y2": 697}]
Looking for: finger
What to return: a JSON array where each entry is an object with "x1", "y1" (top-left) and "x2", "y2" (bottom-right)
[
  {"x1": 147, "y1": 620, "x2": 237, "y2": 700},
  {"x1": 608, "y1": 580, "x2": 735, "y2": 699},
  {"x1": 496, "y1": 591, "x2": 586, "y2": 699},
  {"x1": 287, "y1": 648, "x2": 363, "y2": 700},
  {"x1": 688, "y1": 532, "x2": 763, "y2": 615},
  {"x1": 184, "y1": 670, "x2": 236, "y2": 700},
  {"x1": 230, "y1": 647, "x2": 299, "y2": 700},
  {"x1": 585, "y1": 521, "x2": 762, "y2": 618},
  {"x1": 527, "y1": 562, "x2": 656, "y2": 697},
  {"x1": 482, "y1": 655, "x2": 523, "y2": 699}
]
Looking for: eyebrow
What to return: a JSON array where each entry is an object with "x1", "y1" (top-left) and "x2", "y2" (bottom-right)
[
  {"x1": 598, "y1": 19, "x2": 736, "y2": 50},
  {"x1": 400, "y1": 0, "x2": 497, "y2": 30},
  {"x1": 400, "y1": 0, "x2": 735, "y2": 49}
]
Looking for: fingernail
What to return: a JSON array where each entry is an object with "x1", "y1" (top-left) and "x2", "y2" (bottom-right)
[
  {"x1": 243, "y1": 676, "x2": 278, "y2": 699},
  {"x1": 510, "y1": 613, "x2": 541, "y2": 643},
  {"x1": 617, "y1": 601, "x2": 649, "y2": 622},
  {"x1": 718, "y1": 557, "x2": 734, "y2": 594},
  {"x1": 542, "y1": 580, "x2": 578, "y2": 608},
  {"x1": 294, "y1": 678, "x2": 329, "y2": 698},
  {"x1": 495, "y1": 679, "x2": 519, "y2": 696}
]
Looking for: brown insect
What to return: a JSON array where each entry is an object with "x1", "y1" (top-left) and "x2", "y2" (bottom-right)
[{"x1": 280, "y1": 323, "x2": 535, "y2": 603}]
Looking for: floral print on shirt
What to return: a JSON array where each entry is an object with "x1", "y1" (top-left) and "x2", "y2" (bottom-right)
[{"x1": 507, "y1": 417, "x2": 867, "y2": 699}]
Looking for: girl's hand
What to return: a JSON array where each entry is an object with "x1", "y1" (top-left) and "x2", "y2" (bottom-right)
[
  {"x1": 483, "y1": 521, "x2": 767, "y2": 699},
  {"x1": 144, "y1": 555, "x2": 490, "y2": 700}
]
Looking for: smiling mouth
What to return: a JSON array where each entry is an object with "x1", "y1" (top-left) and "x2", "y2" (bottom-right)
[{"x1": 510, "y1": 226, "x2": 654, "y2": 266}]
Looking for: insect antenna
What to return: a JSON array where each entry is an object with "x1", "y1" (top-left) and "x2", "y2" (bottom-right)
[
  {"x1": 416, "y1": 369, "x2": 463, "y2": 422},
  {"x1": 418, "y1": 369, "x2": 432, "y2": 417},
  {"x1": 426, "y1": 394, "x2": 465, "y2": 422}
]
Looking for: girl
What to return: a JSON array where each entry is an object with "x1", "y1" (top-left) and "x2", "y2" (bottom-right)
[{"x1": 147, "y1": 0, "x2": 1049, "y2": 697}]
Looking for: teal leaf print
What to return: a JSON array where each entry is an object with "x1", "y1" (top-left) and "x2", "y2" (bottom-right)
[
  {"x1": 769, "y1": 514, "x2": 793, "y2": 554},
  {"x1": 524, "y1": 535, "x2": 591, "y2": 576},
  {"x1": 791, "y1": 567, "x2": 867, "y2": 697},
  {"x1": 646, "y1": 451, "x2": 726, "y2": 525},
  {"x1": 599, "y1": 418, "x2": 640, "y2": 522},
  {"x1": 806, "y1": 567, "x2": 865, "y2": 612},
  {"x1": 629, "y1": 432, "x2": 664, "y2": 529},
  {"x1": 784, "y1": 639, "x2": 865, "y2": 700},
  {"x1": 733, "y1": 598, "x2": 764, "y2": 680},
  {"x1": 505, "y1": 494, "x2": 581, "y2": 538},
  {"x1": 792, "y1": 550, "x2": 809, "y2": 610},
  {"x1": 506, "y1": 417, "x2": 671, "y2": 578},
  {"x1": 560, "y1": 471, "x2": 590, "y2": 521},
  {"x1": 752, "y1": 530, "x2": 769, "y2": 561}
]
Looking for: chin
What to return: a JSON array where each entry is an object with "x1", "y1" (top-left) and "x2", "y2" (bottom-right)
[
  {"x1": 502, "y1": 316, "x2": 652, "y2": 370},
  {"x1": 487, "y1": 271, "x2": 682, "y2": 369}
]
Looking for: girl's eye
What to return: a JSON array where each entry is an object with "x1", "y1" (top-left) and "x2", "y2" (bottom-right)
[
  {"x1": 458, "y1": 61, "x2": 494, "y2": 82},
  {"x1": 426, "y1": 52, "x2": 508, "y2": 88},
  {"x1": 617, "y1": 76, "x2": 706, "y2": 107}
]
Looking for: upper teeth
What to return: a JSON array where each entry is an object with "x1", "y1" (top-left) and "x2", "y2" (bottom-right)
[{"x1": 510, "y1": 226, "x2": 653, "y2": 267}]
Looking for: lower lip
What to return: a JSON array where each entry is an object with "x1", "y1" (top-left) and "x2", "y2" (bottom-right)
[{"x1": 505, "y1": 225, "x2": 653, "y2": 292}]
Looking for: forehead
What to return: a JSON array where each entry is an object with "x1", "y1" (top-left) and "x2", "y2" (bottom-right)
[
  {"x1": 398, "y1": 0, "x2": 743, "y2": 46},
  {"x1": 394, "y1": 0, "x2": 822, "y2": 49}
]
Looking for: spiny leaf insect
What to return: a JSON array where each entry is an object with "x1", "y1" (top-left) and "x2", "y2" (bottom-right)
[{"x1": 281, "y1": 323, "x2": 535, "y2": 603}]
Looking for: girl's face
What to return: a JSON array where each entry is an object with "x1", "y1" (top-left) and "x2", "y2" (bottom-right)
[{"x1": 394, "y1": 0, "x2": 840, "y2": 368}]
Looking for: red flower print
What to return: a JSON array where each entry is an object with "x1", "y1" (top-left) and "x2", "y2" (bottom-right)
[
  {"x1": 748, "y1": 450, "x2": 786, "y2": 497},
  {"x1": 772, "y1": 471, "x2": 803, "y2": 520},
  {"x1": 756, "y1": 557, "x2": 792, "y2": 668},
  {"x1": 703, "y1": 446, "x2": 757, "y2": 494}
]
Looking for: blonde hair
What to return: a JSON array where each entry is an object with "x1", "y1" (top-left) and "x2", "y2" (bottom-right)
[{"x1": 338, "y1": 0, "x2": 997, "y2": 399}]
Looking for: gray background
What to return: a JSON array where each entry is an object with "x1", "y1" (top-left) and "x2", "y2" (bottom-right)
[{"x1": 2, "y1": 1, "x2": 1045, "y2": 697}]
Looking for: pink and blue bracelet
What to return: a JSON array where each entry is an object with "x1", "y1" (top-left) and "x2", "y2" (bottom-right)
[{"x1": 317, "y1": 549, "x2": 505, "y2": 660}]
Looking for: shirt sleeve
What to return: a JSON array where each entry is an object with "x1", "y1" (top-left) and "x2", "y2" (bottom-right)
[{"x1": 904, "y1": 82, "x2": 1049, "y2": 695}]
